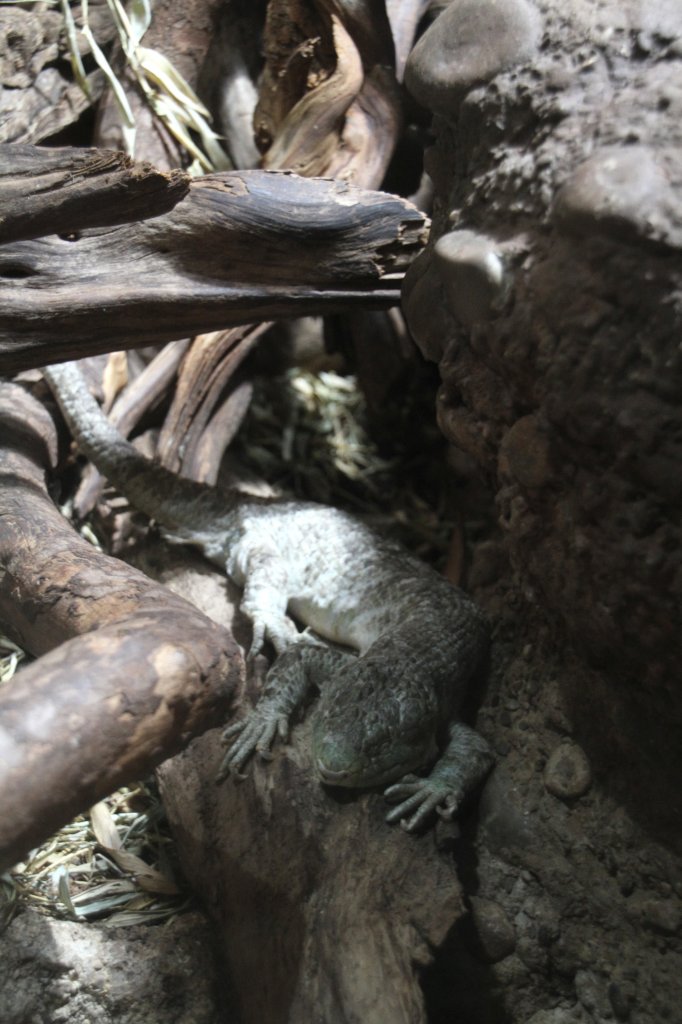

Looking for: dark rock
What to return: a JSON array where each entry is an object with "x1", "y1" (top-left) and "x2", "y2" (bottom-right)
[
  {"x1": 498, "y1": 416, "x2": 554, "y2": 491},
  {"x1": 467, "y1": 540, "x2": 507, "y2": 589},
  {"x1": 467, "y1": 896, "x2": 516, "y2": 963},
  {"x1": 552, "y1": 146, "x2": 682, "y2": 251},
  {"x1": 626, "y1": 893, "x2": 681, "y2": 934}
]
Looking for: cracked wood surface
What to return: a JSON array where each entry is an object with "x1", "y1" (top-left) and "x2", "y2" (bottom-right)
[
  {"x1": 0, "y1": 144, "x2": 189, "y2": 244},
  {"x1": 0, "y1": 154, "x2": 426, "y2": 375}
]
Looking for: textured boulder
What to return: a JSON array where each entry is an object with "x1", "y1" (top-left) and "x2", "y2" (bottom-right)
[
  {"x1": 553, "y1": 146, "x2": 682, "y2": 250},
  {"x1": 401, "y1": 0, "x2": 682, "y2": 1020},
  {"x1": 404, "y1": 0, "x2": 682, "y2": 723}
]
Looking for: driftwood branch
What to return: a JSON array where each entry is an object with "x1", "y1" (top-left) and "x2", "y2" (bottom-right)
[
  {"x1": 0, "y1": 153, "x2": 426, "y2": 375},
  {"x1": 156, "y1": 324, "x2": 268, "y2": 476},
  {"x1": 0, "y1": 145, "x2": 189, "y2": 244},
  {"x1": 0, "y1": 383, "x2": 242, "y2": 871},
  {"x1": 0, "y1": 4, "x2": 111, "y2": 146},
  {"x1": 95, "y1": 0, "x2": 227, "y2": 168}
]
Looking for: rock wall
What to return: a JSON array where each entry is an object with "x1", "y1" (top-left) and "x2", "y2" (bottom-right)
[{"x1": 401, "y1": 1, "x2": 682, "y2": 1020}]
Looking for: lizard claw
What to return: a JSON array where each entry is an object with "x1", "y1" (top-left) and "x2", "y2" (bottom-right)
[
  {"x1": 384, "y1": 774, "x2": 461, "y2": 832},
  {"x1": 216, "y1": 708, "x2": 289, "y2": 782}
]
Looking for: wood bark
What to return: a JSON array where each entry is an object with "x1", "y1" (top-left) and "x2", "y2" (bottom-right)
[
  {"x1": 0, "y1": 3, "x2": 112, "y2": 145},
  {"x1": 256, "y1": 0, "x2": 401, "y2": 189},
  {"x1": 94, "y1": 0, "x2": 228, "y2": 170},
  {"x1": 156, "y1": 324, "x2": 269, "y2": 476},
  {"x1": 160, "y1": 727, "x2": 462, "y2": 1024},
  {"x1": 0, "y1": 150, "x2": 426, "y2": 376},
  {"x1": 0, "y1": 145, "x2": 189, "y2": 244},
  {"x1": 0, "y1": 383, "x2": 243, "y2": 872}
]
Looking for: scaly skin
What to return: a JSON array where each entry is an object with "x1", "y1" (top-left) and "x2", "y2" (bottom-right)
[{"x1": 44, "y1": 360, "x2": 493, "y2": 830}]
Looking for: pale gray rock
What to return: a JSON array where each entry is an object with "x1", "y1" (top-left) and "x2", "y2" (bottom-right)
[
  {"x1": 0, "y1": 908, "x2": 223, "y2": 1024},
  {"x1": 468, "y1": 896, "x2": 516, "y2": 962},
  {"x1": 626, "y1": 893, "x2": 681, "y2": 935},
  {"x1": 526, "y1": 1009, "x2": 590, "y2": 1024},
  {"x1": 405, "y1": 0, "x2": 542, "y2": 117},
  {"x1": 433, "y1": 230, "x2": 510, "y2": 326}
]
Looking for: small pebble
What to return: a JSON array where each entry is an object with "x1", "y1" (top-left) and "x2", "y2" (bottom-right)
[{"x1": 543, "y1": 741, "x2": 592, "y2": 800}]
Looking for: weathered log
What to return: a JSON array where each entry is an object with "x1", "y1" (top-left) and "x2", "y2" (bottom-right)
[
  {"x1": 95, "y1": 0, "x2": 228, "y2": 170},
  {"x1": 160, "y1": 726, "x2": 462, "y2": 1024},
  {"x1": 190, "y1": 379, "x2": 255, "y2": 485},
  {"x1": 0, "y1": 144, "x2": 189, "y2": 244},
  {"x1": 256, "y1": 0, "x2": 401, "y2": 188},
  {"x1": 385, "y1": 0, "x2": 432, "y2": 81},
  {"x1": 198, "y1": 0, "x2": 263, "y2": 170},
  {"x1": 0, "y1": 162, "x2": 426, "y2": 375},
  {"x1": 0, "y1": 383, "x2": 242, "y2": 871}
]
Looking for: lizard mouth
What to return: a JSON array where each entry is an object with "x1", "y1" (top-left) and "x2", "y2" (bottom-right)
[{"x1": 316, "y1": 759, "x2": 350, "y2": 783}]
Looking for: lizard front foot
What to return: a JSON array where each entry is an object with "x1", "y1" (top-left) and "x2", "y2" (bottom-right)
[
  {"x1": 384, "y1": 774, "x2": 463, "y2": 832},
  {"x1": 216, "y1": 708, "x2": 290, "y2": 781}
]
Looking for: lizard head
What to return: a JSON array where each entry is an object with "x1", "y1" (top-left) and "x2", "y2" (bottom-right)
[{"x1": 310, "y1": 658, "x2": 439, "y2": 788}]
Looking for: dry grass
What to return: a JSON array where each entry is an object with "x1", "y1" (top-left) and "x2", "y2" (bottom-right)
[{"x1": 1, "y1": 633, "x2": 186, "y2": 931}]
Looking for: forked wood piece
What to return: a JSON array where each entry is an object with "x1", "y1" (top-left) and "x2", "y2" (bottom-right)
[{"x1": 0, "y1": 163, "x2": 426, "y2": 375}]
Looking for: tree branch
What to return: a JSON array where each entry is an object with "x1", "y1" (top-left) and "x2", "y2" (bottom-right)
[
  {"x1": 0, "y1": 144, "x2": 189, "y2": 244},
  {"x1": 0, "y1": 158, "x2": 426, "y2": 375},
  {"x1": 0, "y1": 383, "x2": 242, "y2": 871}
]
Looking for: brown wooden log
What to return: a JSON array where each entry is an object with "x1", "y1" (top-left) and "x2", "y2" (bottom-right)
[
  {"x1": 0, "y1": 145, "x2": 189, "y2": 244},
  {"x1": 190, "y1": 379, "x2": 255, "y2": 485},
  {"x1": 95, "y1": 0, "x2": 227, "y2": 169},
  {"x1": 256, "y1": 0, "x2": 401, "y2": 189},
  {"x1": 0, "y1": 383, "x2": 242, "y2": 871},
  {"x1": 158, "y1": 718, "x2": 463, "y2": 1024},
  {"x1": 0, "y1": 3, "x2": 112, "y2": 146},
  {"x1": 0, "y1": 163, "x2": 426, "y2": 375}
]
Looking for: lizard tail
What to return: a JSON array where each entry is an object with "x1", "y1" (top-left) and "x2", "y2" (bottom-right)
[{"x1": 42, "y1": 360, "x2": 221, "y2": 530}]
